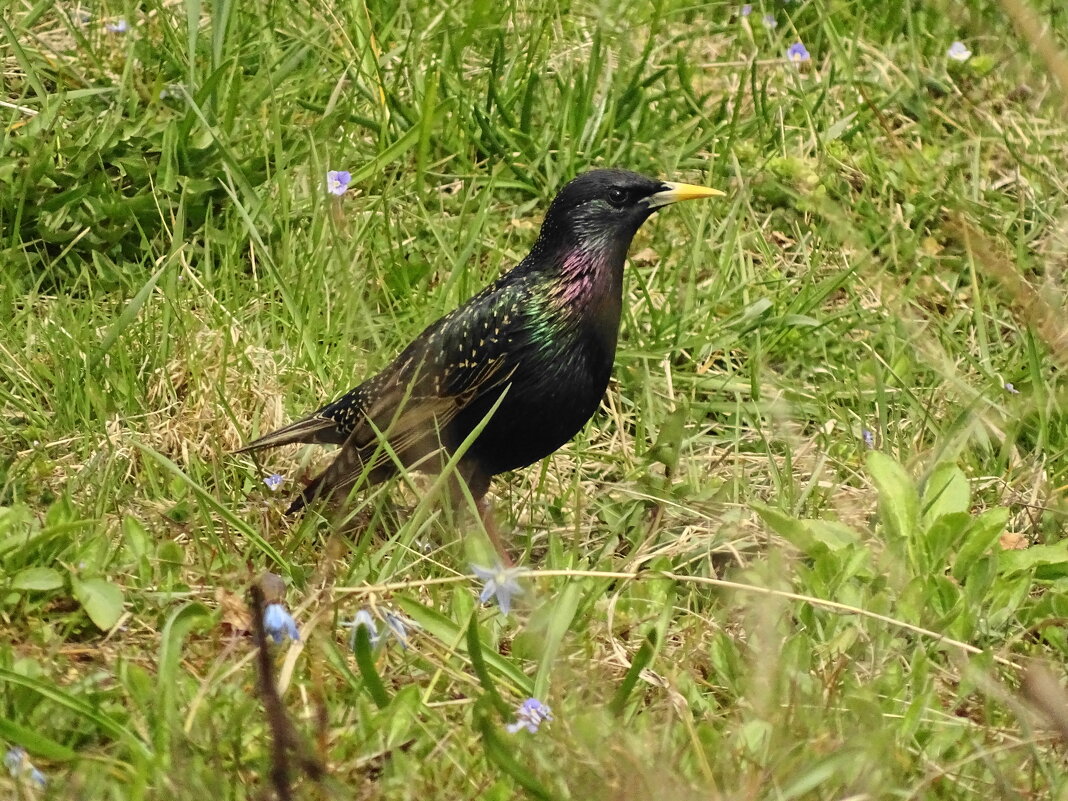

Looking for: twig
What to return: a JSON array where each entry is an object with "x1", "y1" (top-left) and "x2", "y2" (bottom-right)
[{"x1": 249, "y1": 583, "x2": 294, "y2": 801}]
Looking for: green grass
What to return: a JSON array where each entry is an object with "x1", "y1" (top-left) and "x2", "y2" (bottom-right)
[{"x1": 2, "y1": 0, "x2": 1068, "y2": 798}]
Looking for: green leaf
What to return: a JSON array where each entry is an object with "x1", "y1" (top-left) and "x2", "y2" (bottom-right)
[
  {"x1": 353, "y1": 624, "x2": 391, "y2": 709},
  {"x1": 155, "y1": 603, "x2": 211, "y2": 753},
  {"x1": 122, "y1": 515, "x2": 151, "y2": 561},
  {"x1": 609, "y1": 629, "x2": 658, "y2": 717},
  {"x1": 473, "y1": 699, "x2": 554, "y2": 801},
  {"x1": 10, "y1": 567, "x2": 65, "y2": 591},
  {"x1": 952, "y1": 507, "x2": 1009, "y2": 582},
  {"x1": 71, "y1": 577, "x2": 125, "y2": 631},
  {"x1": 999, "y1": 542, "x2": 1068, "y2": 581},
  {"x1": 922, "y1": 512, "x2": 972, "y2": 574},
  {"x1": 0, "y1": 716, "x2": 78, "y2": 761},
  {"x1": 753, "y1": 504, "x2": 860, "y2": 556},
  {"x1": 90, "y1": 259, "x2": 170, "y2": 369},
  {"x1": 532, "y1": 582, "x2": 581, "y2": 699},
  {"x1": 396, "y1": 597, "x2": 532, "y2": 693},
  {"x1": 866, "y1": 451, "x2": 919, "y2": 543},
  {"x1": 0, "y1": 668, "x2": 152, "y2": 758},
  {"x1": 467, "y1": 614, "x2": 511, "y2": 716},
  {"x1": 922, "y1": 463, "x2": 970, "y2": 526}
]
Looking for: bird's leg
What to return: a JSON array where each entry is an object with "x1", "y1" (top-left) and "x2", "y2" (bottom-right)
[
  {"x1": 451, "y1": 465, "x2": 513, "y2": 566},
  {"x1": 475, "y1": 493, "x2": 514, "y2": 568}
]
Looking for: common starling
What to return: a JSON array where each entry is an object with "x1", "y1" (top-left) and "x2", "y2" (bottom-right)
[{"x1": 239, "y1": 169, "x2": 721, "y2": 547}]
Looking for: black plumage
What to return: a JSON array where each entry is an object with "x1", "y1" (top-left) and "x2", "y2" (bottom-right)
[{"x1": 239, "y1": 169, "x2": 721, "y2": 531}]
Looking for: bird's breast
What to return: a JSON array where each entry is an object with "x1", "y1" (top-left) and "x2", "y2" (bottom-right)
[{"x1": 455, "y1": 328, "x2": 616, "y2": 476}]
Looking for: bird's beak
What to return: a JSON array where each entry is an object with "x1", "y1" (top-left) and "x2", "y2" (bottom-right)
[{"x1": 645, "y1": 181, "x2": 725, "y2": 209}]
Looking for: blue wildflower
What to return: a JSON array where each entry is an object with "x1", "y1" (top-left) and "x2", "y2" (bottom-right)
[
  {"x1": 761, "y1": 13, "x2": 777, "y2": 28},
  {"x1": 947, "y1": 41, "x2": 971, "y2": 62},
  {"x1": 346, "y1": 609, "x2": 416, "y2": 650},
  {"x1": 786, "y1": 42, "x2": 811, "y2": 63},
  {"x1": 741, "y1": 4, "x2": 752, "y2": 16},
  {"x1": 861, "y1": 429, "x2": 875, "y2": 449},
  {"x1": 263, "y1": 603, "x2": 300, "y2": 643},
  {"x1": 506, "y1": 698, "x2": 553, "y2": 734},
  {"x1": 383, "y1": 611, "x2": 414, "y2": 649},
  {"x1": 4, "y1": 747, "x2": 47, "y2": 788},
  {"x1": 347, "y1": 609, "x2": 381, "y2": 649},
  {"x1": 326, "y1": 170, "x2": 352, "y2": 196},
  {"x1": 1004, "y1": 382, "x2": 1019, "y2": 394},
  {"x1": 471, "y1": 563, "x2": 527, "y2": 615},
  {"x1": 264, "y1": 473, "x2": 285, "y2": 491},
  {"x1": 105, "y1": 18, "x2": 128, "y2": 33}
]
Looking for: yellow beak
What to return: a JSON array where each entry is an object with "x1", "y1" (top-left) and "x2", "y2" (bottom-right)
[{"x1": 646, "y1": 181, "x2": 725, "y2": 209}]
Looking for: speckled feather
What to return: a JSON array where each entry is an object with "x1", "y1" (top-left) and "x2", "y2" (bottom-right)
[{"x1": 238, "y1": 169, "x2": 693, "y2": 513}]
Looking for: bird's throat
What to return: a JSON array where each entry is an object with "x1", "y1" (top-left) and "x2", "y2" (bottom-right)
[{"x1": 550, "y1": 242, "x2": 626, "y2": 315}]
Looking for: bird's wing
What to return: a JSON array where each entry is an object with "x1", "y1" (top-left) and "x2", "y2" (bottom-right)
[
  {"x1": 286, "y1": 283, "x2": 529, "y2": 506},
  {"x1": 298, "y1": 355, "x2": 513, "y2": 505},
  {"x1": 341, "y1": 350, "x2": 512, "y2": 462}
]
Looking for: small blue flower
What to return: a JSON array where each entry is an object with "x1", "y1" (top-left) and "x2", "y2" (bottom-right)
[
  {"x1": 105, "y1": 18, "x2": 128, "y2": 33},
  {"x1": 761, "y1": 13, "x2": 777, "y2": 28},
  {"x1": 861, "y1": 429, "x2": 875, "y2": 449},
  {"x1": 4, "y1": 747, "x2": 46, "y2": 788},
  {"x1": 741, "y1": 4, "x2": 752, "y2": 16},
  {"x1": 947, "y1": 41, "x2": 971, "y2": 62},
  {"x1": 786, "y1": 42, "x2": 811, "y2": 63},
  {"x1": 263, "y1": 603, "x2": 300, "y2": 644},
  {"x1": 346, "y1": 609, "x2": 417, "y2": 650},
  {"x1": 326, "y1": 170, "x2": 352, "y2": 196},
  {"x1": 383, "y1": 611, "x2": 414, "y2": 649},
  {"x1": 471, "y1": 563, "x2": 527, "y2": 615},
  {"x1": 1004, "y1": 382, "x2": 1019, "y2": 394},
  {"x1": 264, "y1": 473, "x2": 285, "y2": 491},
  {"x1": 347, "y1": 609, "x2": 381, "y2": 649},
  {"x1": 506, "y1": 698, "x2": 553, "y2": 734}
]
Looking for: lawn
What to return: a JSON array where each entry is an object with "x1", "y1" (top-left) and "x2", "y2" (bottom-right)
[{"x1": 2, "y1": 0, "x2": 1067, "y2": 798}]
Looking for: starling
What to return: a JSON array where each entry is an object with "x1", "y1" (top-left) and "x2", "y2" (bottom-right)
[{"x1": 239, "y1": 169, "x2": 722, "y2": 546}]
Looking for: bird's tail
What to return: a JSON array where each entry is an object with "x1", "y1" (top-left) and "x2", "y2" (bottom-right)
[{"x1": 234, "y1": 416, "x2": 342, "y2": 454}]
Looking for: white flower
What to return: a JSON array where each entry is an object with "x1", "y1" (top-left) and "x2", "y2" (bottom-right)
[{"x1": 947, "y1": 41, "x2": 971, "y2": 62}]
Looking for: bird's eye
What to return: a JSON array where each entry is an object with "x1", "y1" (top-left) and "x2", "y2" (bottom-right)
[{"x1": 607, "y1": 187, "x2": 628, "y2": 207}]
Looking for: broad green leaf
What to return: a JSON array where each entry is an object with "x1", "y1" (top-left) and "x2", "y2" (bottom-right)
[
  {"x1": 532, "y1": 582, "x2": 581, "y2": 698},
  {"x1": 922, "y1": 513, "x2": 972, "y2": 575},
  {"x1": 866, "y1": 451, "x2": 919, "y2": 543},
  {"x1": 999, "y1": 542, "x2": 1068, "y2": 581},
  {"x1": 922, "y1": 463, "x2": 970, "y2": 526},
  {"x1": 157, "y1": 603, "x2": 210, "y2": 750},
  {"x1": 71, "y1": 577, "x2": 124, "y2": 631},
  {"x1": 952, "y1": 507, "x2": 1010, "y2": 581},
  {"x1": 10, "y1": 567, "x2": 64, "y2": 591},
  {"x1": 754, "y1": 503, "x2": 861, "y2": 556},
  {"x1": 122, "y1": 515, "x2": 151, "y2": 561}
]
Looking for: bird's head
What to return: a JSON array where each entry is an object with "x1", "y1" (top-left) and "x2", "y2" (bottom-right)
[{"x1": 537, "y1": 169, "x2": 723, "y2": 257}]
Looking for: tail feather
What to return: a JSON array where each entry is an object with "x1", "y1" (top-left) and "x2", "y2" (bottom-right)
[{"x1": 234, "y1": 415, "x2": 343, "y2": 454}]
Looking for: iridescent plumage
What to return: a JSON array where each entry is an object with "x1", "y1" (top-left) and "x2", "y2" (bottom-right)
[{"x1": 238, "y1": 170, "x2": 721, "y2": 520}]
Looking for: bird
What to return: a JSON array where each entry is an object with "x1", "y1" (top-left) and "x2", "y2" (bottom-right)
[{"x1": 238, "y1": 169, "x2": 722, "y2": 552}]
